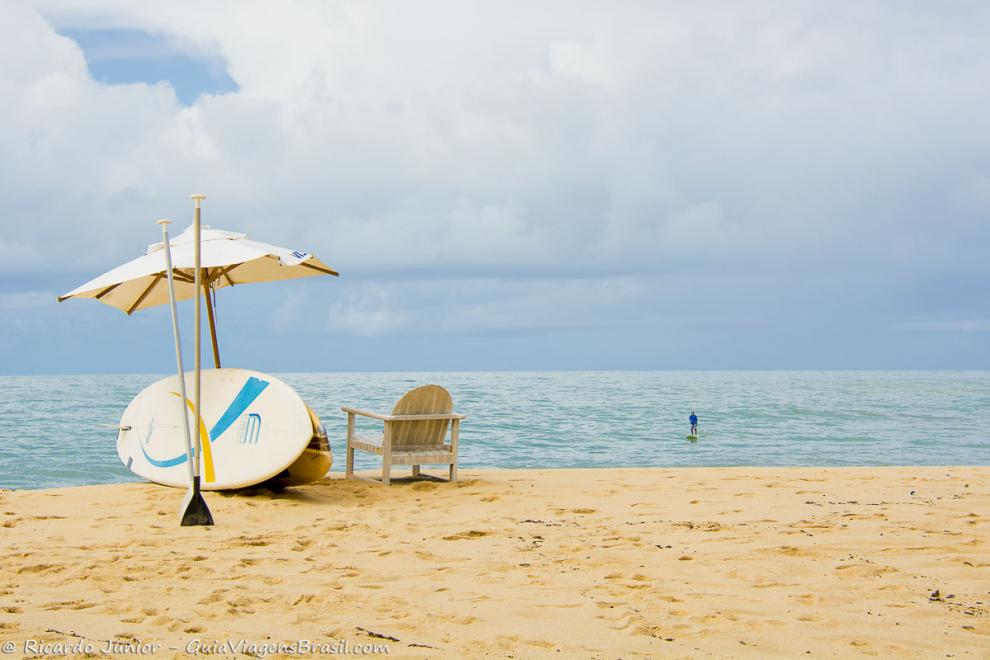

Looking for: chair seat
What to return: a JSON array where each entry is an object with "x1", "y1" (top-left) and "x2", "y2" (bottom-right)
[
  {"x1": 351, "y1": 433, "x2": 453, "y2": 465},
  {"x1": 387, "y1": 447, "x2": 454, "y2": 466}
]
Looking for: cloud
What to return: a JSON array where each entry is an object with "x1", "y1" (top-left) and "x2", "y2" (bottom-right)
[
  {"x1": 328, "y1": 285, "x2": 408, "y2": 336},
  {"x1": 6, "y1": 2, "x2": 988, "y2": 279},
  {"x1": 325, "y1": 275, "x2": 654, "y2": 337},
  {"x1": 1, "y1": 1, "x2": 988, "y2": 370},
  {"x1": 549, "y1": 41, "x2": 608, "y2": 84}
]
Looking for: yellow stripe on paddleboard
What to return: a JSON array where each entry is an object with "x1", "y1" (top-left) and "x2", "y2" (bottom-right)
[{"x1": 170, "y1": 392, "x2": 217, "y2": 483}]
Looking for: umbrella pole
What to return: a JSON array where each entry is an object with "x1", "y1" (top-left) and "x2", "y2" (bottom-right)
[
  {"x1": 203, "y1": 278, "x2": 221, "y2": 368},
  {"x1": 157, "y1": 219, "x2": 196, "y2": 484},
  {"x1": 180, "y1": 194, "x2": 214, "y2": 527}
]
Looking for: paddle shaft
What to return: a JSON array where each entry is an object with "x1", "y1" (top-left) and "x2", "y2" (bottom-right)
[
  {"x1": 157, "y1": 220, "x2": 196, "y2": 482},
  {"x1": 192, "y1": 195, "x2": 205, "y2": 484}
]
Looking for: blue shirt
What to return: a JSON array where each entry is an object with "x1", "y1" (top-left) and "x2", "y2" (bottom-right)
[{"x1": 689, "y1": 414, "x2": 698, "y2": 425}]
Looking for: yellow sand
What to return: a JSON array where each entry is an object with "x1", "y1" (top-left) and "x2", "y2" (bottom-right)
[{"x1": 1, "y1": 467, "x2": 987, "y2": 658}]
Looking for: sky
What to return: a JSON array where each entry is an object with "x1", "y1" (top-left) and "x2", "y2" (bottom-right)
[{"x1": 1, "y1": 0, "x2": 988, "y2": 374}]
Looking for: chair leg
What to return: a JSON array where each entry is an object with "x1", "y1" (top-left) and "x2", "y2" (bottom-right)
[
  {"x1": 382, "y1": 459, "x2": 391, "y2": 486},
  {"x1": 412, "y1": 465, "x2": 420, "y2": 477},
  {"x1": 345, "y1": 412, "x2": 355, "y2": 479},
  {"x1": 448, "y1": 419, "x2": 459, "y2": 483}
]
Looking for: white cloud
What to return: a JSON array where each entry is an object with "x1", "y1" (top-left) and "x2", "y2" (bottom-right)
[
  {"x1": 549, "y1": 41, "x2": 607, "y2": 84},
  {"x1": 324, "y1": 275, "x2": 653, "y2": 337},
  {"x1": 328, "y1": 285, "x2": 407, "y2": 336},
  {"x1": 0, "y1": 1, "x2": 988, "y2": 362},
  {"x1": 4, "y1": 5, "x2": 986, "y2": 268}
]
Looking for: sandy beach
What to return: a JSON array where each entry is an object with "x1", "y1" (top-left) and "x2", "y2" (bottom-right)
[{"x1": 1, "y1": 466, "x2": 987, "y2": 658}]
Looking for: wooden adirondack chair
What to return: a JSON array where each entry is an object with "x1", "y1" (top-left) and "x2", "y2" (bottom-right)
[{"x1": 342, "y1": 384, "x2": 465, "y2": 485}]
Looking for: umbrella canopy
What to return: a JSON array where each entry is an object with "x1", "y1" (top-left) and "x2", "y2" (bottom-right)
[
  {"x1": 58, "y1": 225, "x2": 337, "y2": 314},
  {"x1": 59, "y1": 224, "x2": 338, "y2": 367}
]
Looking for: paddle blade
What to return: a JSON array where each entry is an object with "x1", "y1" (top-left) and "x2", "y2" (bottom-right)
[{"x1": 178, "y1": 484, "x2": 214, "y2": 526}]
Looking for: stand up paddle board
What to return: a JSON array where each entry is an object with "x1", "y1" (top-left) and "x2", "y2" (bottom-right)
[
  {"x1": 117, "y1": 368, "x2": 330, "y2": 490},
  {"x1": 267, "y1": 406, "x2": 333, "y2": 488},
  {"x1": 687, "y1": 433, "x2": 699, "y2": 442}
]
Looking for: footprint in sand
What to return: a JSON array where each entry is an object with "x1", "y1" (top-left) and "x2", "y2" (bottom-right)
[
  {"x1": 598, "y1": 608, "x2": 649, "y2": 634},
  {"x1": 636, "y1": 624, "x2": 675, "y2": 641},
  {"x1": 442, "y1": 530, "x2": 490, "y2": 540},
  {"x1": 232, "y1": 535, "x2": 271, "y2": 547},
  {"x1": 197, "y1": 592, "x2": 226, "y2": 605},
  {"x1": 835, "y1": 562, "x2": 897, "y2": 577},
  {"x1": 18, "y1": 563, "x2": 63, "y2": 575},
  {"x1": 793, "y1": 593, "x2": 819, "y2": 605},
  {"x1": 43, "y1": 600, "x2": 95, "y2": 611},
  {"x1": 849, "y1": 640, "x2": 875, "y2": 653},
  {"x1": 166, "y1": 619, "x2": 191, "y2": 632},
  {"x1": 292, "y1": 594, "x2": 320, "y2": 606},
  {"x1": 436, "y1": 614, "x2": 478, "y2": 625},
  {"x1": 225, "y1": 596, "x2": 256, "y2": 614}
]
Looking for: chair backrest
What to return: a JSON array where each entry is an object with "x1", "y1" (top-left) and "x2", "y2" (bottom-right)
[{"x1": 389, "y1": 384, "x2": 453, "y2": 448}]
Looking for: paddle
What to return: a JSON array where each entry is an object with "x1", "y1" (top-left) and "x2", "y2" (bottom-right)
[{"x1": 162, "y1": 200, "x2": 214, "y2": 526}]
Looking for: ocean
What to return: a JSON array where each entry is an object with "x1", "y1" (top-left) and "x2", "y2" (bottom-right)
[{"x1": 0, "y1": 371, "x2": 987, "y2": 490}]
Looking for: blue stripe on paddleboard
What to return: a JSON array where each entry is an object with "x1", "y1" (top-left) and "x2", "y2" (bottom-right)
[
  {"x1": 138, "y1": 377, "x2": 270, "y2": 468},
  {"x1": 209, "y1": 377, "x2": 269, "y2": 440},
  {"x1": 140, "y1": 441, "x2": 189, "y2": 467}
]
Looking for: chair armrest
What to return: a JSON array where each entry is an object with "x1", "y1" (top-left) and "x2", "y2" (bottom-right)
[
  {"x1": 341, "y1": 407, "x2": 466, "y2": 422},
  {"x1": 340, "y1": 406, "x2": 390, "y2": 420}
]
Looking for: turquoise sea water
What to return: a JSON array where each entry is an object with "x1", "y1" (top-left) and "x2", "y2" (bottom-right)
[{"x1": 0, "y1": 371, "x2": 987, "y2": 490}]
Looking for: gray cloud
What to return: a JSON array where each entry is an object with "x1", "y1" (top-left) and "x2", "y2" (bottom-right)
[{"x1": 1, "y1": 1, "x2": 988, "y2": 372}]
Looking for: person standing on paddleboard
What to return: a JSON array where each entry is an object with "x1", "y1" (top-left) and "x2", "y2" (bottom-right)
[{"x1": 689, "y1": 411, "x2": 698, "y2": 436}]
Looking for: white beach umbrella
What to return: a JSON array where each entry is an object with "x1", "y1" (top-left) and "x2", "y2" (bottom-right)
[{"x1": 58, "y1": 223, "x2": 338, "y2": 367}]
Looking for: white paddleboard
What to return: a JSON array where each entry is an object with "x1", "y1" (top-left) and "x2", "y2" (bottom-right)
[{"x1": 117, "y1": 368, "x2": 316, "y2": 490}]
